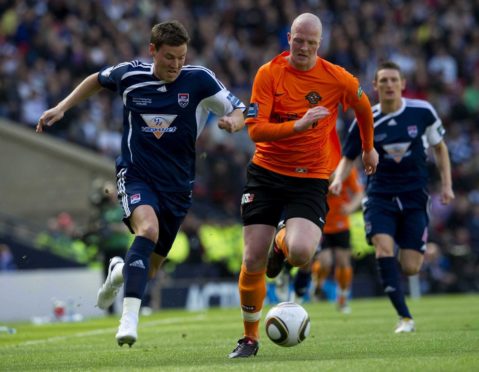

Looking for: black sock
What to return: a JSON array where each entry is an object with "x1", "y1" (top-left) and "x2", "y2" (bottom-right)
[
  {"x1": 123, "y1": 236, "x2": 155, "y2": 299},
  {"x1": 294, "y1": 269, "x2": 311, "y2": 298},
  {"x1": 377, "y1": 257, "x2": 412, "y2": 319}
]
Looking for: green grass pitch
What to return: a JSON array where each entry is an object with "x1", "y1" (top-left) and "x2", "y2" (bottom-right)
[{"x1": 1, "y1": 294, "x2": 478, "y2": 371}]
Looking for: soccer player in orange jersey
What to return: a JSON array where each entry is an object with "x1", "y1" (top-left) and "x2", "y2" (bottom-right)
[
  {"x1": 311, "y1": 166, "x2": 364, "y2": 313},
  {"x1": 229, "y1": 13, "x2": 378, "y2": 358}
]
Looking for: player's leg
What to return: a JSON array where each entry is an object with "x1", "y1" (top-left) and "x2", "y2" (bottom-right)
[
  {"x1": 292, "y1": 261, "x2": 312, "y2": 302},
  {"x1": 374, "y1": 233, "x2": 415, "y2": 330},
  {"x1": 334, "y1": 233, "x2": 353, "y2": 312},
  {"x1": 267, "y1": 178, "x2": 328, "y2": 278},
  {"x1": 392, "y1": 206, "x2": 429, "y2": 332},
  {"x1": 229, "y1": 224, "x2": 274, "y2": 358},
  {"x1": 230, "y1": 164, "x2": 283, "y2": 358},
  {"x1": 282, "y1": 218, "x2": 322, "y2": 267},
  {"x1": 116, "y1": 204, "x2": 158, "y2": 347},
  {"x1": 312, "y1": 248, "x2": 332, "y2": 299},
  {"x1": 397, "y1": 206, "x2": 428, "y2": 276},
  {"x1": 365, "y1": 196, "x2": 413, "y2": 331}
]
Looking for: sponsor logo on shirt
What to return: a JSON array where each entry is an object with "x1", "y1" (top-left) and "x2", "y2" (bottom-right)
[
  {"x1": 383, "y1": 142, "x2": 411, "y2": 163},
  {"x1": 140, "y1": 114, "x2": 178, "y2": 139}
]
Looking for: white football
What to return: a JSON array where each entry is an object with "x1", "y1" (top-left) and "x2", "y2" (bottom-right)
[{"x1": 264, "y1": 302, "x2": 311, "y2": 347}]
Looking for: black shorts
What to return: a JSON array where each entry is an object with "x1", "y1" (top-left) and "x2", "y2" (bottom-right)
[
  {"x1": 241, "y1": 163, "x2": 329, "y2": 229},
  {"x1": 322, "y1": 230, "x2": 351, "y2": 250}
]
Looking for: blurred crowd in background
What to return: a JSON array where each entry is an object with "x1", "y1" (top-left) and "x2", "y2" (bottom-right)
[{"x1": 1, "y1": 0, "x2": 478, "y2": 294}]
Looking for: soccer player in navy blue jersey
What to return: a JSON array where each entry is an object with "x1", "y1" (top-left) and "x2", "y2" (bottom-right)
[
  {"x1": 330, "y1": 61, "x2": 454, "y2": 333},
  {"x1": 37, "y1": 20, "x2": 246, "y2": 346}
]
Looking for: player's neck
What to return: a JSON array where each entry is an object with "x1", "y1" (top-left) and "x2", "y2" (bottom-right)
[{"x1": 380, "y1": 98, "x2": 402, "y2": 114}]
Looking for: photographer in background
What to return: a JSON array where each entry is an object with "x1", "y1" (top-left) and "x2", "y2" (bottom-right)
[{"x1": 89, "y1": 179, "x2": 130, "y2": 314}]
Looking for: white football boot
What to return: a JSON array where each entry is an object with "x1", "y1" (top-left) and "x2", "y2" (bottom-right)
[
  {"x1": 116, "y1": 298, "x2": 141, "y2": 347},
  {"x1": 96, "y1": 257, "x2": 124, "y2": 310},
  {"x1": 395, "y1": 317, "x2": 416, "y2": 333},
  {"x1": 337, "y1": 289, "x2": 351, "y2": 314},
  {"x1": 275, "y1": 268, "x2": 290, "y2": 302}
]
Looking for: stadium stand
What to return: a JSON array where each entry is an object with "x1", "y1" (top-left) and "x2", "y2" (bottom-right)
[{"x1": 1, "y1": 0, "x2": 477, "y2": 292}]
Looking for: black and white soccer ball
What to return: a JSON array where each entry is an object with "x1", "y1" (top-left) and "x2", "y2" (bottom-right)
[{"x1": 264, "y1": 302, "x2": 311, "y2": 347}]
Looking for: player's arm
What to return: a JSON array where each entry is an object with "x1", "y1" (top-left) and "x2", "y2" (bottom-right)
[
  {"x1": 329, "y1": 156, "x2": 355, "y2": 196},
  {"x1": 248, "y1": 106, "x2": 330, "y2": 142},
  {"x1": 350, "y1": 93, "x2": 378, "y2": 175},
  {"x1": 431, "y1": 140, "x2": 455, "y2": 205},
  {"x1": 37, "y1": 73, "x2": 103, "y2": 133},
  {"x1": 341, "y1": 169, "x2": 365, "y2": 214},
  {"x1": 343, "y1": 187, "x2": 365, "y2": 215}
]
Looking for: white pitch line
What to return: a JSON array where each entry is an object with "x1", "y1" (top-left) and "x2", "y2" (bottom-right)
[{"x1": 2, "y1": 314, "x2": 206, "y2": 348}]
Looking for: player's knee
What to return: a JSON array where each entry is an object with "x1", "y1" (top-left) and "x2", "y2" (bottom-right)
[
  {"x1": 288, "y1": 243, "x2": 314, "y2": 267},
  {"x1": 243, "y1": 246, "x2": 268, "y2": 271},
  {"x1": 135, "y1": 225, "x2": 159, "y2": 242},
  {"x1": 401, "y1": 263, "x2": 421, "y2": 276}
]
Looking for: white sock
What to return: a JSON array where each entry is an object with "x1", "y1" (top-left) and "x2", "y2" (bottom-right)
[{"x1": 122, "y1": 297, "x2": 141, "y2": 321}]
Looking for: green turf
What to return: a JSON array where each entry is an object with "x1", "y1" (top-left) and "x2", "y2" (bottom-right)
[{"x1": 1, "y1": 294, "x2": 478, "y2": 371}]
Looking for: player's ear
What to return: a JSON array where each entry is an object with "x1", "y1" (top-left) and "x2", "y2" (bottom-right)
[
  {"x1": 149, "y1": 43, "x2": 156, "y2": 56},
  {"x1": 401, "y1": 77, "x2": 406, "y2": 92}
]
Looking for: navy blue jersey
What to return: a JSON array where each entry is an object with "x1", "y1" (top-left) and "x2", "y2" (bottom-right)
[
  {"x1": 343, "y1": 98, "x2": 445, "y2": 194},
  {"x1": 98, "y1": 61, "x2": 245, "y2": 192}
]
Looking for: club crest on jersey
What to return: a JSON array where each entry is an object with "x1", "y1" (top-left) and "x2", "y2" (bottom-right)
[
  {"x1": 305, "y1": 91, "x2": 321, "y2": 106},
  {"x1": 178, "y1": 93, "x2": 189, "y2": 108},
  {"x1": 407, "y1": 125, "x2": 418, "y2": 138}
]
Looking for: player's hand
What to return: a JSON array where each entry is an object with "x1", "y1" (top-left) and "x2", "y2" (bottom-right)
[
  {"x1": 294, "y1": 106, "x2": 330, "y2": 132},
  {"x1": 362, "y1": 148, "x2": 378, "y2": 175},
  {"x1": 218, "y1": 109, "x2": 245, "y2": 133},
  {"x1": 329, "y1": 176, "x2": 343, "y2": 196},
  {"x1": 440, "y1": 187, "x2": 455, "y2": 205},
  {"x1": 36, "y1": 107, "x2": 64, "y2": 133},
  {"x1": 218, "y1": 116, "x2": 238, "y2": 133}
]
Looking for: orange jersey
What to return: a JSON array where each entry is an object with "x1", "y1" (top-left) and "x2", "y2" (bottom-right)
[
  {"x1": 324, "y1": 167, "x2": 364, "y2": 234},
  {"x1": 246, "y1": 51, "x2": 373, "y2": 179}
]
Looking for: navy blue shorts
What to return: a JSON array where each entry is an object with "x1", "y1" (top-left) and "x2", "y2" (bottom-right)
[
  {"x1": 117, "y1": 166, "x2": 192, "y2": 257},
  {"x1": 363, "y1": 190, "x2": 430, "y2": 253}
]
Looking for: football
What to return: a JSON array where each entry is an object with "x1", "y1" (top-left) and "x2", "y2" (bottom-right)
[{"x1": 264, "y1": 302, "x2": 311, "y2": 347}]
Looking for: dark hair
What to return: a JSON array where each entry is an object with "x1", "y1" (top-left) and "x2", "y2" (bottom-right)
[
  {"x1": 374, "y1": 61, "x2": 403, "y2": 81},
  {"x1": 150, "y1": 20, "x2": 190, "y2": 49}
]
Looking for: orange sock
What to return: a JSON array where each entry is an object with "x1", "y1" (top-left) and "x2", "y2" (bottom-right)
[
  {"x1": 275, "y1": 227, "x2": 289, "y2": 258},
  {"x1": 335, "y1": 266, "x2": 353, "y2": 291},
  {"x1": 238, "y1": 264, "x2": 266, "y2": 341},
  {"x1": 317, "y1": 263, "x2": 330, "y2": 284},
  {"x1": 311, "y1": 260, "x2": 321, "y2": 277}
]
